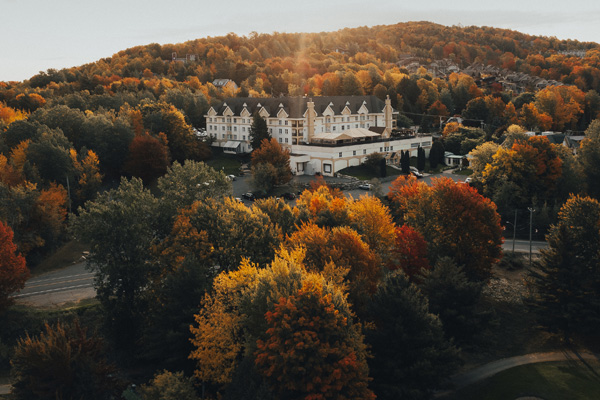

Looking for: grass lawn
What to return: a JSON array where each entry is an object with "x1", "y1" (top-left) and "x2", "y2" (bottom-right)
[
  {"x1": 454, "y1": 168, "x2": 473, "y2": 176},
  {"x1": 205, "y1": 150, "x2": 248, "y2": 176},
  {"x1": 448, "y1": 361, "x2": 600, "y2": 400}
]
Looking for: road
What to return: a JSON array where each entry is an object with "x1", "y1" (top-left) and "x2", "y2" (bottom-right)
[
  {"x1": 502, "y1": 239, "x2": 547, "y2": 253},
  {"x1": 12, "y1": 262, "x2": 95, "y2": 307}
]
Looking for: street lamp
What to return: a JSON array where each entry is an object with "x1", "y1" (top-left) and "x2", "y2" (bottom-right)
[
  {"x1": 505, "y1": 209, "x2": 518, "y2": 253},
  {"x1": 528, "y1": 207, "x2": 536, "y2": 266}
]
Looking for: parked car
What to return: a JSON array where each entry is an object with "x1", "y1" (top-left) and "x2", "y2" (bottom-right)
[
  {"x1": 358, "y1": 183, "x2": 372, "y2": 190},
  {"x1": 465, "y1": 177, "x2": 472, "y2": 184},
  {"x1": 242, "y1": 192, "x2": 255, "y2": 201},
  {"x1": 227, "y1": 174, "x2": 236, "y2": 181},
  {"x1": 282, "y1": 192, "x2": 296, "y2": 200},
  {"x1": 411, "y1": 170, "x2": 423, "y2": 178}
]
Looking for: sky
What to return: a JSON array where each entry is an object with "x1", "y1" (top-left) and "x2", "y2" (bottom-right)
[{"x1": 1, "y1": 0, "x2": 600, "y2": 82}]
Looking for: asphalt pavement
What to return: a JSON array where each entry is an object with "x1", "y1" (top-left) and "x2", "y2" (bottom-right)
[{"x1": 12, "y1": 262, "x2": 95, "y2": 307}]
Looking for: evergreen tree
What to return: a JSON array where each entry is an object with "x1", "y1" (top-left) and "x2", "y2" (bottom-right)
[
  {"x1": 530, "y1": 194, "x2": 600, "y2": 341},
  {"x1": 249, "y1": 113, "x2": 270, "y2": 151},
  {"x1": 366, "y1": 271, "x2": 459, "y2": 399},
  {"x1": 429, "y1": 140, "x2": 445, "y2": 169},
  {"x1": 401, "y1": 150, "x2": 410, "y2": 174},
  {"x1": 417, "y1": 146, "x2": 426, "y2": 171},
  {"x1": 421, "y1": 257, "x2": 491, "y2": 345}
]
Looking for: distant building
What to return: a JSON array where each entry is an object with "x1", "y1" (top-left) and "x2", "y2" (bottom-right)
[
  {"x1": 205, "y1": 95, "x2": 432, "y2": 176},
  {"x1": 212, "y1": 79, "x2": 239, "y2": 92}
]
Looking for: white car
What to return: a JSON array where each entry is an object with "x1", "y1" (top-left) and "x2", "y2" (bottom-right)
[{"x1": 358, "y1": 183, "x2": 372, "y2": 190}]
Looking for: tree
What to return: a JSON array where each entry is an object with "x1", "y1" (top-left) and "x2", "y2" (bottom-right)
[
  {"x1": 388, "y1": 176, "x2": 503, "y2": 281},
  {"x1": 72, "y1": 177, "x2": 159, "y2": 352},
  {"x1": 421, "y1": 257, "x2": 490, "y2": 345},
  {"x1": 579, "y1": 119, "x2": 600, "y2": 199},
  {"x1": 428, "y1": 140, "x2": 445, "y2": 169},
  {"x1": 482, "y1": 135, "x2": 563, "y2": 211},
  {"x1": 468, "y1": 141, "x2": 500, "y2": 178},
  {"x1": 530, "y1": 195, "x2": 600, "y2": 340},
  {"x1": 137, "y1": 370, "x2": 199, "y2": 400},
  {"x1": 0, "y1": 221, "x2": 29, "y2": 312},
  {"x1": 10, "y1": 321, "x2": 121, "y2": 400},
  {"x1": 139, "y1": 101, "x2": 210, "y2": 163},
  {"x1": 366, "y1": 271, "x2": 459, "y2": 399},
  {"x1": 417, "y1": 146, "x2": 426, "y2": 171},
  {"x1": 183, "y1": 197, "x2": 280, "y2": 271},
  {"x1": 255, "y1": 279, "x2": 375, "y2": 400},
  {"x1": 156, "y1": 160, "x2": 232, "y2": 234},
  {"x1": 249, "y1": 113, "x2": 270, "y2": 151},
  {"x1": 400, "y1": 150, "x2": 410, "y2": 173},
  {"x1": 387, "y1": 225, "x2": 430, "y2": 281},
  {"x1": 251, "y1": 138, "x2": 292, "y2": 185},
  {"x1": 124, "y1": 133, "x2": 170, "y2": 184}
]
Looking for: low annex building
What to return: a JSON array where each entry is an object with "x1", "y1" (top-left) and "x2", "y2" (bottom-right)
[{"x1": 205, "y1": 95, "x2": 432, "y2": 176}]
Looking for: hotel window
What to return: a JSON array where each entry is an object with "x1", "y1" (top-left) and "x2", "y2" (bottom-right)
[
  {"x1": 324, "y1": 164, "x2": 332, "y2": 173},
  {"x1": 341, "y1": 125, "x2": 345, "y2": 131},
  {"x1": 279, "y1": 138, "x2": 282, "y2": 143},
  {"x1": 234, "y1": 135, "x2": 237, "y2": 139},
  {"x1": 285, "y1": 129, "x2": 288, "y2": 134},
  {"x1": 333, "y1": 126, "x2": 336, "y2": 131},
  {"x1": 242, "y1": 127, "x2": 246, "y2": 132},
  {"x1": 353, "y1": 150, "x2": 356, "y2": 155},
  {"x1": 243, "y1": 135, "x2": 246, "y2": 140},
  {"x1": 380, "y1": 147, "x2": 383, "y2": 152},
  {"x1": 279, "y1": 129, "x2": 282, "y2": 134},
  {"x1": 234, "y1": 127, "x2": 237, "y2": 131},
  {"x1": 222, "y1": 126, "x2": 225, "y2": 131},
  {"x1": 339, "y1": 152, "x2": 342, "y2": 157},
  {"x1": 233, "y1": 118, "x2": 237, "y2": 123},
  {"x1": 390, "y1": 146, "x2": 393, "y2": 150},
  {"x1": 363, "y1": 149, "x2": 367, "y2": 155},
  {"x1": 285, "y1": 138, "x2": 288, "y2": 143}
]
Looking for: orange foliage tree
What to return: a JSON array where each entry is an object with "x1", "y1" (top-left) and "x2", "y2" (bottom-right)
[
  {"x1": 0, "y1": 221, "x2": 30, "y2": 311},
  {"x1": 388, "y1": 176, "x2": 503, "y2": 281},
  {"x1": 255, "y1": 279, "x2": 375, "y2": 400},
  {"x1": 387, "y1": 225, "x2": 430, "y2": 280},
  {"x1": 251, "y1": 138, "x2": 292, "y2": 185}
]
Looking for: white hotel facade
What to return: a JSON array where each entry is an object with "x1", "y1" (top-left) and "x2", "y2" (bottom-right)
[{"x1": 205, "y1": 95, "x2": 432, "y2": 176}]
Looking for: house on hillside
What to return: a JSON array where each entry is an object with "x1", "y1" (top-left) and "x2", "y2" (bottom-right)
[
  {"x1": 212, "y1": 79, "x2": 239, "y2": 92},
  {"x1": 205, "y1": 95, "x2": 432, "y2": 176}
]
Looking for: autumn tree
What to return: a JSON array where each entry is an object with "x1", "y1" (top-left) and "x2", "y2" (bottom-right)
[
  {"x1": 366, "y1": 271, "x2": 459, "y2": 399},
  {"x1": 255, "y1": 279, "x2": 375, "y2": 400},
  {"x1": 482, "y1": 135, "x2": 563, "y2": 213},
  {"x1": 124, "y1": 133, "x2": 170, "y2": 183},
  {"x1": 535, "y1": 85, "x2": 585, "y2": 131},
  {"x1": 388, "y1": 176, "x2": 503, "y2": 281},
  {"x1": 387, "y1": 224, "x2": 430, "y2": 281},
  {"x1": 530, "y1": 195, "x2": 600, "y2": 340},
  {"x1": 10, "y1": 321, "x2": 121, "y2": 400},
  {"x1": 468, "y1": 141, "x2": 500, "y2": 178},
  {"x1": 249, "y1": 113, "x2": 271, "y2": 151},
  {"x1": 182, "y1": 197, "x2": 280, "y2": 271},
  {"x1": 137, "y1": 370, "x2": 199, "y2": 400},
  {"x1": 69, "y1": 149, "x2": 103, "y2": 204},
  {"x1": 286, "y1": 223, "x2": 381, "y2": 314},
  {"x1": 252, "y1": 138, "x2": 292, "y2": 185},
  {"x1": 0, "y1": 221, "x2": 29, "y2": 311},
  {"x1": 295, "y1": 185, "x2": 349, "y2": 228}
]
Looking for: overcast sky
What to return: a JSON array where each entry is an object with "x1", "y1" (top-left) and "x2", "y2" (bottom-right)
[{"x1": 1, "y1": 0, "x2": 599, "y2": 82}]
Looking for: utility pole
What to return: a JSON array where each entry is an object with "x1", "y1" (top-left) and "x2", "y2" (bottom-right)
[
  {"x1": 528, "y1": 207, "x2": 535, "y2": 266},
  {"x1": 512, "y1": 209, "x2": 517, "y2": 253}
]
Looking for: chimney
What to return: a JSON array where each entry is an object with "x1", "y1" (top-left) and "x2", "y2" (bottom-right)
[
  {"x1": 307, "y1": 98, "x2": 316, "y2": 142},
  {"x1": 384, "y1": 95, "x2": 392, "y2": 138}
]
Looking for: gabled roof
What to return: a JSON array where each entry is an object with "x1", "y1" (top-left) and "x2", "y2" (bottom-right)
[{"x1": 210, "y1": 96, "x2": 392, "y2": 118}]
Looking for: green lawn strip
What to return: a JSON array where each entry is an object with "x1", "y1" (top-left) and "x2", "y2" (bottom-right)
[
  {"x1": 450, "y1": 361, "x2": 600, "y2": 400},
  {"x1": 453, "y1": 168, "x2": 473, "y2": 176},
  {"x1": 205, "y1": 151, "x2": 247, "y2": 176}
]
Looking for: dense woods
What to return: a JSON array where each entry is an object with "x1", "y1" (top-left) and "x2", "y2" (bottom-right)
[{"x1": 1, "y1": 21, "x2": 600, "y2": 399}]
